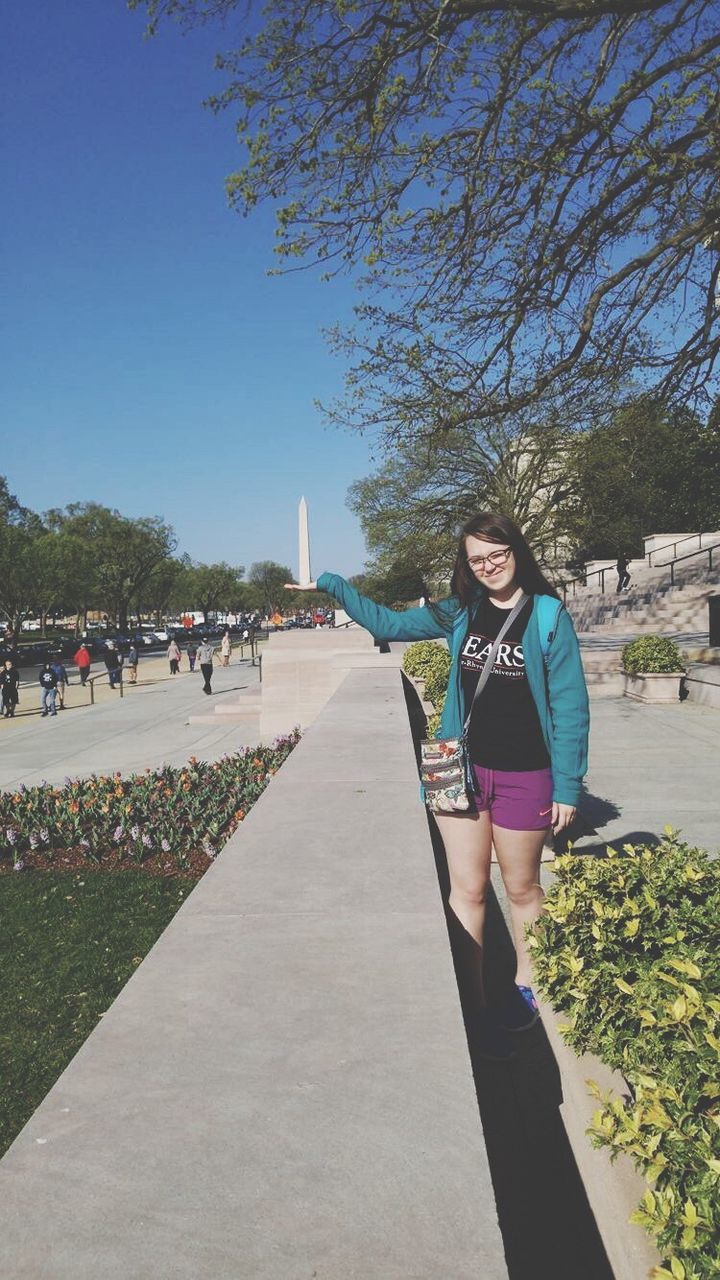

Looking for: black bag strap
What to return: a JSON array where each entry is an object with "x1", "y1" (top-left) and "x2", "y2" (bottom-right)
[{"x1": 462, "y1": 593, "x2": 528, "y2": 738}]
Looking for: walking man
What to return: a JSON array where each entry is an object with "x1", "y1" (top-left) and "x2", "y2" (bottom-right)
[
  {"x1": 197, "y1": 638, "x2": 215, "y2": 695},
  {"x1": 74, "y1": 641, "x2": 92, "y2": 685},
  {"x1": 616, "y1": 552, "x2": 631, "y2": 592},
  {"x1": 126, "y1": 642, "x2": 139, "y2": 684},
  {"x1": 104, "y1": 640, "x2": 123, "y2": 689},
  {"x1": 39, "y1": 661, "x2": 58, "y2": 716},
  {"x1": 1, "y1": 659, "x2": 20, "y2": 717},
  {"x1": 167, "y1": 638, "x2": 181, "y2": 675},
  {"x1": 50, "y1": 657, "x2": 69, "y2": 709}
]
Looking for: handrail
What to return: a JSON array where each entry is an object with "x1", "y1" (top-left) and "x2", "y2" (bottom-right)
[
  {"x1": 88, "y1": 669, "x2": 124, "y2": 702},
  {"x1": 647, "y1": 531, "x2": 720, "y2": 567},
  {"x1": 561, "y1": 541, "x2": 719, "y2": 603}
]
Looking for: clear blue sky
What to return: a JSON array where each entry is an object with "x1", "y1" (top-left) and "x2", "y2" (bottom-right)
[{"x1": 1, "y1": 0, "x2": 375, "y2": 577}]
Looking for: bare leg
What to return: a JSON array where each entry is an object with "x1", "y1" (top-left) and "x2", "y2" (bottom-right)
[
  {"x1": 434, "y1": 809, "x2": 493, "y2": 1002},
  {"x1": 492, "y1": 824, "x2": 549, "y2": 987}
]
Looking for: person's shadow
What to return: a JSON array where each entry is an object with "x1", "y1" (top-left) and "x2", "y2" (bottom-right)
[{"x1": 401, "y1": 675, "x2": 614, "y2": 1279}]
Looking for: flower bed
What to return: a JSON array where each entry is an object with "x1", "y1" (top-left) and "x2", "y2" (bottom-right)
[
  {"x1": 0, "y1": 731, "x2": 300, "y2": 877},
  {"x1": 529, "y1": 832, "x2": 720, "y2": 1280}
]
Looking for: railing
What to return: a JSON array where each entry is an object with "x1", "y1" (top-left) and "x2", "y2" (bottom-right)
[
  {"x1": 88, "y1": 669, "x2": 123, "y2": 702},
  {"x1": 648, "y1": 532, "x2": 720, "y2": 567},
  {"x1": 561, "y1": 542, "x2": 719, "y2": 603}
]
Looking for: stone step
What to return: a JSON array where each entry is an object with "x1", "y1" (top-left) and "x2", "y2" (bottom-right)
[{"x1": 213, "y1": 700, "x2": 262, "y2": 715}]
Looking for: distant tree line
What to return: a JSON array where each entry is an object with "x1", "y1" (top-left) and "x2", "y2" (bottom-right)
[{"x1": 0, "y1": 486, "x2": 319, "y2": 635}]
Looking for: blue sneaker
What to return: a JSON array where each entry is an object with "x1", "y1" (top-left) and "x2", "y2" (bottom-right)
[
  {"x1": 497, "y1": 984, "x2": 540, "y2": 1032},
  {"x1": 471, "y1": 1008, "x2": 517, "y2": 1061}
]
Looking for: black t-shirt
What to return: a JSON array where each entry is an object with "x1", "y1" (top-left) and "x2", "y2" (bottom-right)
[{"x1": 459, "y1": 595, "x2": 550, "y2": 771}]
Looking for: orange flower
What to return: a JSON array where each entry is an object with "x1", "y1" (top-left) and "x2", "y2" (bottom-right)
[{"x1": 68, "y1": 801, "x2": 80, "y2": 814}]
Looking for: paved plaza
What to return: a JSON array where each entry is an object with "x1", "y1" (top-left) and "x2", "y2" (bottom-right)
[
  {"x1": 0, "y1": 654, "x2": 262, "y2": 789},
  {"x1": 569, "y1": 694, "x2": 719, "y2": 858}
]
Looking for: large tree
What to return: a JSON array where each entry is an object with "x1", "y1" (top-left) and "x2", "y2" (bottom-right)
[
  {"x1": 247, "y1": 560, "x2": 293, "y2": 614},
  {"x1": 44, "y1": 504, "x2": 176, "y2": 632},
  {"x1": 180, "y1": 562, "x2": 246, "y2": 622},
  {"x1": 348, "y1": 417, "x2": 573, "y2": 588},
  {"x1": 27, "y1": 532, "x2": 95, "y2": 636},
  {"x1": 134, "y1": 0, "x2": 720, "y2": 435},
  {"x1": 564, "y1": 397, "x2": 720, "y2": 558}
]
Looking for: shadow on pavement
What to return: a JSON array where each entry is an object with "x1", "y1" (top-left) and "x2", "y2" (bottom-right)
[{"x1": 401, "y1": 673, "x2": 614, "y2": 1280}]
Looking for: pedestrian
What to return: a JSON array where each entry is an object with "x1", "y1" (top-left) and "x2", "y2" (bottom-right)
[
  {"x1": 616, "y1": 552, "x2": 631, "y2": 592},
  {"x1": 285, "y1": 511, "x2": 589, "y2": 1060},
  {"x1": 39, "y1": 661, "x2": 59, "y2": 716},
  {"x1": 50, "y1": 657, "x2": 69, "y2": 709},
  {"x1": 0, "y1": 659, "x2": 20, "y2": 717},
  {"x1": 196, "y1": 637, "x2": 215, "y2": 695},
  {"x1": 220, "y1": 629, "x2": 231, "y2": 667},
  {"x1": 167, "y1": 638, "x2": 181, "y2": 675},
  {"x1": 126, "y1": 643, "x2": 139, "y2": 684},
  {"x1": 74, "y1": 641, "x2": 92, "y2": 686},
  {"x1": 104, "y1": 640, "x2": 123, "y2": 689},
  {"x1": 186, "y1": 641, "x2": 198, "y2": 672}
]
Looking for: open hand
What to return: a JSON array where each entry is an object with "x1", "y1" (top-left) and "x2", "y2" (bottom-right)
[{"x1": 284, "y1": 582, "x2": 317, "y2": 591}]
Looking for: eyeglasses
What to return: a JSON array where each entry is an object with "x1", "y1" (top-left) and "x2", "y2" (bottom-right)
[{"x1": 467, "y1": 547, "x2": 513, "y2": 571}]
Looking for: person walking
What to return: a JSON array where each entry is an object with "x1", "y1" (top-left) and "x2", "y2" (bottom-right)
[
  {"x1": 220, "y1": 629, "x2": 231, "y2": 667},
  {"x1": 39, "y1": 661, "x2": 59, "y2": 716},
  {"x1": 104, "y1": 640, "x2": 123, "y2": 689},
  {"x1": 74, "y1": 642, "x2": 92, "y2": 686},
  {"x1": 285, "y1": 512, "x2": 589, "y2": 1060},
  {"x1": 0, "y1": 659, "x2": 20, "y2": 717},
  {"x1": 616, "y1": 552, "x2": 631, "y2": 592},
  {"x1": 186, "y1": 641, "x2": 198, "y2": 672},
  {"x1": 167, "y1": 638, "x2": 181, "y2": 675},
  {"x1": 50, "y1": 657, "x2": 69, "y2": 709},
  {"x1": 196, "y1": 638, "x2": 215, "y2": 695},
  {"x1": 126, "y1": 643, "x2": 139, "y2": 684}
]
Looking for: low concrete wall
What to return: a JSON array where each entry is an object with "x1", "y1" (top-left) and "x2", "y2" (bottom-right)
[
  {"x1": 684, "y1": 661, "x2": 720, "y2": 708},
  {"x1": 0, "y1": 667, "x2": 508, "y2": 1280},
  {"x1": 536, "y1": 994, "x2": 661, "y2": 1280}
]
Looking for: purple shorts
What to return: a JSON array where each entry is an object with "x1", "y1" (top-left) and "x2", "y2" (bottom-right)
[{"x1": 472, "y1": 764, "x2": 553, "y2": 831}]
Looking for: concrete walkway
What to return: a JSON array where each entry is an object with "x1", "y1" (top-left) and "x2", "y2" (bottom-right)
[
  {"x1": 569, "y1": 696, "x2": 720, "y2": 857},
  {"x1": 0, "y1": 667, "x2": 508, "y2": 1280},
  {"x1": 0, "y1": 656, "x2": 262, "y2": 789}
]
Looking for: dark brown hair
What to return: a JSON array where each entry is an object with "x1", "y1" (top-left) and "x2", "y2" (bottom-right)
[{"x1": 450, "y1": 512, "x2": 560, "y2": 609}]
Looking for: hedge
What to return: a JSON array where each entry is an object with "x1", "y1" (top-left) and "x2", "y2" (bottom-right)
[
  {"x1": 403, "y1": 641, "x2": 451, "y2": 737},
  {"x1": 622, "y1": 635, "x2": 685, "y2": 675},
  {"x1": 529, "y1": 832, "x2": 720, "y2": 1280}
]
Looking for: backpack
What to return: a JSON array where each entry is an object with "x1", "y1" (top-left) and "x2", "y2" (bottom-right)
[{"x1": 537, "y1": 595, "x2": 563, "y2": 660}]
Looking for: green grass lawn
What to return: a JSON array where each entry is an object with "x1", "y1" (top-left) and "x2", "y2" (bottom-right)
[{"x1": 0, "y1": 870, "x2": 194, "y2": 1157}]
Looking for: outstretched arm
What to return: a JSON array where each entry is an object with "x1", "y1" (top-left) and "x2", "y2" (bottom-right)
[{"x1": 284, "y1": 573, "x2": 456, "y2": 643}]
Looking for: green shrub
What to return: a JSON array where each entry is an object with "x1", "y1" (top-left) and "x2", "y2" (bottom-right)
[
  {"x1": 403, "y1": 642, "x2": 451, "y2": 737},
  {"x1": 529, "y1": 832, "x2": 720, "y2": 1280},
  {"x1": 622, "y1": 635, "x2": 684, "y2": 675}
]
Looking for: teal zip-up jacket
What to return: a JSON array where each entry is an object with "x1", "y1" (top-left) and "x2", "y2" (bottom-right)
[{"x1": 317, "y1": 572, "x2": 590, "y2": 807}]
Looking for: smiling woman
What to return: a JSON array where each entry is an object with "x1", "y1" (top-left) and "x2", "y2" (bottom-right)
[{"x1": 285, "y1": 511, "x2": 590, "y2": 1061}]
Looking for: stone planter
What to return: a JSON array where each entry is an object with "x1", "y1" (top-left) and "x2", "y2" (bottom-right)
[
  {"x1": 623, "y1": 671, "x2": 685, "y2": 703},
  {"x1": 537, "y1": 992, "x2": 661, "y2": 1280}
]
